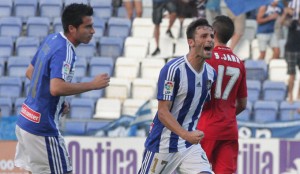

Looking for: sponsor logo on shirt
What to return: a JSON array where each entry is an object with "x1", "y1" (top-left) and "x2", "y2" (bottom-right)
[
  {"x1": 20, "y1": 104, "x2": 41, "y2": 123},
  {"x1": 163, "y1": 80, "x2": 174, "y2": 96}
]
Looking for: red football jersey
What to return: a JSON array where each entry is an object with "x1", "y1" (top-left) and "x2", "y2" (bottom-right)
[{"x1": 197, "y1": 46, "x2": 247, "y2": 140}]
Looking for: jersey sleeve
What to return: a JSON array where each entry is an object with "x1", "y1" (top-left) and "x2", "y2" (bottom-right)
[
  {"x1": 49, "y1": 47, "x2": 69, "y2": 80},
  {"x1": 157, "y1": 64, "x2": 179, "y2": 101}
]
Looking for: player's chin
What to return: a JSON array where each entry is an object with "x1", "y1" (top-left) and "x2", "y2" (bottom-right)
[
  {"x1": 82, "y1": 37, "x2": 93, "y2": 44},
  {"x1": 203, "y1": 51, "x2": 213, "y2": 59}
]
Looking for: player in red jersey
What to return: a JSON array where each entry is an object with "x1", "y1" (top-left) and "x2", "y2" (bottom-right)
[{"x1": 197, "y1": 15, "x2": 248, "y2": 174}]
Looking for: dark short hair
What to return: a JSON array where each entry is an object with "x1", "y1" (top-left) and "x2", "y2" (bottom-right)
[
  {"x1": 186, "y1": 18, "x2": 212, "y2": 39},
  {"x1": 212, "y1": 15, "x2": 234, "y2": 44},
  {"x1": 62, "y1": 3, "x2": 93, "y2": 33}
]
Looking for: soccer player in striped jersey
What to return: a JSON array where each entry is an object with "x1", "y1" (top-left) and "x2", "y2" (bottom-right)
[
  {"x1": 139, "y1": 18, "x2": 216, "y2": 174},
  {"x1": 197, "y1": 15, "x2": 248, "y2": 174},
  {"x1": 14, "y1": 4, "x2": 110, "y2": 174}
]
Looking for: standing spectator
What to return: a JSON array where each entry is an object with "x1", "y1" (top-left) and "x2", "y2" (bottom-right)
[
  {"x1": 226, "y1": 8, "x2": 246, "y2": 50},
  {"x1": 197, "y1": 15, "x2": 247, "y2": 174},
  {"x1": 205, "y1": 0, "x2": 221, "y2": 24},
  {"x1": 14, "y1": 4, "x2": 110, "y2": 174},
  {"x1": 256, "y1": 0, "x2": 284, "y2": 60},
  {"x1": 138, "y1": 18, "x2": 215, "y2": 174},
  {"x1": 281, "y1": 2, "x2": 300, "y2": 102},
  {"x1": 124, "y1": 0, "x2": 143, "y2": 19},
  {"x1": 196, "y1": 0, "x2": 208, "y2": 19},
  {"x1": 151, "y1": 0, "x2": 177, "y2": 56}
]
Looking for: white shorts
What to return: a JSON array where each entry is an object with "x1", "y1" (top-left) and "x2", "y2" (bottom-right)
[
  {"x1": 14, "y1": 125, "x2": 72, "y2": 174},
  {"x1": 257, "y1": 33, "x2": 279, "y2": 51},
  {"x1": 139, "y1": 145, "x2": 213, "y2": 174}
]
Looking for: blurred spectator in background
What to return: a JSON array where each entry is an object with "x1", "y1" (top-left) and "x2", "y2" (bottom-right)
[
  {"x1": 175, "y1": 0, "x2": 198, "y2": 38},
  {"x1": 151, "y1": 0, "x2": 177, "y2": 56},
  {"x1": 226, "y1": 7, "x2": 246, "y2": 50},
  {"x1": 196, "y1": 0, "x2": 207, "y2": 19},
  {"x1": 124, "y1": 0, "x2": 143, "y2": 20},
  {"x1": 256, "y1": 0, "x2": 283, "y2": 60},
  {"x1": 281, "y1": 0, "x2": 300, "y2": 102},
  {"x1": 205, "y1": 0, "x2": 221, "y2": 24}
]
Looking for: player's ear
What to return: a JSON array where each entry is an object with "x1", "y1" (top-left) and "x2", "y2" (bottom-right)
[{"x1": 188, "y1": 38, "x2": 194, "y2": 47}]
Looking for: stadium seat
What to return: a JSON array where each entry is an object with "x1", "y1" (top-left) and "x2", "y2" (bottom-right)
[
  {"x1": 174, "y1": 38, "x2": 189, "y2": 57},
  {"x1": 53, "y1": 17, "x2": 63, "y2": 33},
  {"x1": 14, "y1": 97, "x2": 26, "y2": 115},
  {"x1": 64, "y1": 0, "x2": 89, "y2": 6},
  {"x1": 0, "y1": 36, "x2": 13, "y2": 58},
  {"x1": 142, "y1": 0, "x2": 152, "y2": 17},
  {"x1": 105, "y1": 77, "x2": 131, "y2": 101},
  {"x1": 94, "y1": 98, "x2": 122, "y2": 120},
  {"x1": 149, "y1": 38, "x2": 174, "y2": 58},
  {"x1": 64, "y1": 120, "x2": 86, "y2": 135},
  {"x1": 14, "y1": 0, "x2": 38, "y2": 23},
  {"x1": 116, "y1": 6, "x2": 127, "y2": 18},
  {"x1": 262, "y1": 80, "x2": 287, "y2": 102},
  {"x1": 107, "y1": 17, "x2": 132, "y2": 38},
  {"x1": 268, "y1": 59, "x2": 288, "y2": 83},
  {"x1": 279, "y1": 101, "x2": 300, "y2": 121},
  {"x1": 246, "y1": 80, "x2": 261, "y2": 102},
  {"x1": 232, "y1": 38, "x2": 250, "y2": 61},
  {"x1": 140, "y1": 58, "x2": 165, "y2": 80},
  {"x1": 98, "y1": 37, "x2": 124, "y2": 60},
  {"x1": 70, "y1": 98, "x2": 95, "y2": 119},
  {"x1": 160, "y1": 18, "x2": 180, "y2": 39},
  {"x1": 79, "y1": 77, "x2": 104, "y2": 102},
  {"x1": 243, "y1": 19, "x2": 257, "y2": 41},
  {"x1": 114, "y1": 58, "x2": 140, "y2": 81},
  {"x1": 0, "y1": 17, "x2": 22, "y2": 40},
  {"x1": 26, "y1": 17, "x2": 51, "y2": 40},
  {"x1": 15, "y1": 37, "x2": 39, "y2": 58},
  {"x1": 86, "y1": 120, "x2": 111, "y2": 134},
  {"x1": 0, "y1": 97, "x2": 12, "y2": 116},
  {"x1": 75, "y1": 38, "x2": 97, "y2": 59},
  {"x1": 7, "y1": 57, "x2": 31, "y2": 79},
  {"x1": 131, "y1": 18, "x2": 154, "y2": 38},
  {"x1": 251, "y1": 39, "x2": 273, "y2": 61},
  {"x1": 89, "y1": 56, "x2": 114, "y2": 76},
  {"x1": 253, "y1": 100, "x2": 278, "y2": 123},
  {"x1": 124, "y1": 37, "x2": 149, "y2": 59},
  {"x1": 0, "y1": 59, "x2": 4, "y2": 76},
  {"x1": 0, "y1": 0, "x2": 12, "y2": 18},
  {"x1": 122, "y1": 98, "x2": 147, "y2": 116},
  {"x1": 181, "y1": 18, "x2": 194, "y2": 39},
  {"x1": 39, "y1": 0, "x2": 63, "y2": 22},
  {"x1": 0, "y1": 77, "x2": 22, "y2": 99},
  {"x1": 90, "y1": 0, "x2": 112, "y2": 21},
  {"x1": 132, "y1": 78, "x2": 157, "y2": 100},
  {"x1": 244, "y1": 59, "x2": 268, "y2": 81},
  {"x1": 93, "y1": 17, "x2": 106, "y2": 40},
  {"x1": 237, "y1": 101, "x2": 252, "y2": 121},
  {"x1": 73, "y1": 57, "x2": 87, "y2": 81}
]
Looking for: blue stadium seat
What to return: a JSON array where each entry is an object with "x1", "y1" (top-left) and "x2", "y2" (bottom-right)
[
  {"x1": 53, "y1": 17, "x2": 63, "y2": 33},
  {"x1": 16, "y1": 36, "x2": 39, "y2": 58},
  {"x1": 279, "y1": 101, "x2": 300, "y2": 121},
  {"x1": 0, "y1": 36, "x2": 13, "y2": 59},
  {"x1": 98, "y1": 37, "x2": 124, "y2": 60},
  {"x1": 90, "y1": 0, "x2": 113, "y2": 21},
  {"x1": 244, "y1": 59, "x2": 268, "y2": 81},
  {"x1": 64, "y1": 0, "x2": 89, "y2": 6},
  {"x1": 89, "y1": 56, "x2": 114, "y2": 76},
  {"x1": 14, "y1": 97, "x2": 26, "y2": 115},
  {"x1": 0, "y1": 97, "x2": 12, "y2": 116},
  {"x1": 39, "y1": 0, "x2": 63, "y2": 22},
  {"x1": 107, "y1": 17, "x2": 132, "y2": 38},
  {"x1": 64, "y1": 120, "x2": 86, "y2": 135},
  {"x1": 73, "y1": 57, "x2": 87, "y2": 81},
  {"x1": 262, "y1": 80, "x2": 287, "y2": 102},
  {"x1": 86, "y1": 120, "x2": 111, "y2": 134},
  {"x1": 0, "y1": 59, "x2": 4, "y2": 76},
  {"x1": 0, "y1": 77, "x2": 22, "y2": 99},
  {"x1": 93, "y1": 17, "x2": 106, "y2": 40},
  {"x1": 237, "y1": 101, "x2": 252, "y2": 121},
  {"x1": 14, "y1": 0, "x2": 38, "y2": 23},
  {"x1": 0, "y1": 0, "x2": 12, "y2": 18},
  {"x1": 70, "y1": 98, "x2": 95, "y2": 119},
  {"x1": 26, "y1": 17, "x2": 51, "y2": 40},
  {"x1": 75, "y1": 38, "x2": 97, "y2": 58},
  {"x1": 0, "y1": 17, "x2": 22, "y2": 40},
  {"x1": 117, "y1": 6, "x2": 127, "y2": 18},
  {"x1": 7, "y1": 57, "x2": 31, "y2": 79},
  {"x1": 253, "y1": 100, "x2": 278, "y2": 123},
  {"x1": 79, "y1": 77, "x2": 104, "y2": 102},
  {"x1": 246, "y1": 80, "x2": 261, "y2": 102}
]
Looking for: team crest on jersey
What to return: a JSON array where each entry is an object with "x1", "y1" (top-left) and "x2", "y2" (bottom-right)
[
  {"x1": 163, "y1": 80, "x2": 174, "y2": 96},
  {"x1": 63, "y1": 61, "x2": 71, "y2": 75},
  {"x1": 206, "y1": 80, "x2": 212, "y2": 90}
]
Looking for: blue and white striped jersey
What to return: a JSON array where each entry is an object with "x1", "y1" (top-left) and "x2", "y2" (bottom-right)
[
  {"x1": 17, "y1": 32, "x2": 76, "y2": 136},
  {"x1": 145, "y1": 55, "x2": 217, "y2": 153}
]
